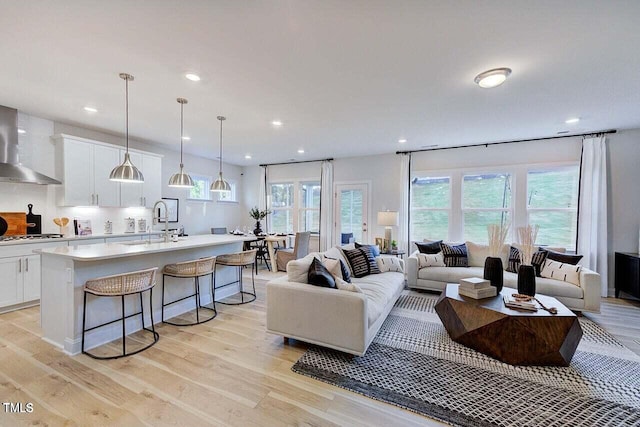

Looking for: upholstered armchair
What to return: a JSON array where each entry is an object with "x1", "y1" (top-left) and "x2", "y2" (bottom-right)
[{"x1": 275, "y1": 232, "x2": 311, "y2": 272}]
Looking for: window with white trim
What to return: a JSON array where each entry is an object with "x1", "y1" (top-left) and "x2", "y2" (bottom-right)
[
  {"x1": 188, "y1": 174, "x2": 212, "y2": 201},
  {"x1": 218, "y1": 180, "x2": 238, "y2": 202},
  {"x1": 462, "y1": 172, "x2": 512, "y2": 243},
  {"x1": 527, "y1": 166, "x2": 579, "y2": 250},
  {"x1": 268, "y1": 180, "x2": 321, "y2": 234},
  {"x1": 410, "y1": 176, "x2": 451, "y2": 241}
]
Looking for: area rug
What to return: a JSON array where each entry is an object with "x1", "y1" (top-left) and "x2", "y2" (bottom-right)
[{"x1": 292, "y1": 291, "x2": 640, "y2": 426}]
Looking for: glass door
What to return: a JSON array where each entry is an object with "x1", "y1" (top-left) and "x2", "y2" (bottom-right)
[{"x1": 335, "y1": 183, "x2": 369, "y2": 245}]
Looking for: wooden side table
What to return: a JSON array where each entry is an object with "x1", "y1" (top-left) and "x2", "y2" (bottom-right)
[{"x1": 615, "y1": 252, "x2": 640, "y2": 299}]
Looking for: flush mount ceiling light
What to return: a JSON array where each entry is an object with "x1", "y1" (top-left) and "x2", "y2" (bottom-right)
[
  {"x1": 109, "y1": 73, "x2": 144, "y2": 183},
  {"x1": 185, "y1": 73, "x2": 201, "y2": 82},
  {"x1": 398, "y1": 139, "x2": 407, "y2": 143},
  {"x1": 84, "y1": 106, "x2": 98, "y2": 113},
  {"x1": 565, "y1": 117, "x2": 580, "y2": 124},
  {"x1": 474, "y1": 67, "x2": 512, "y2": 88},
  {"x1": 245, "y1": 154, "x2": 252, "y2": 159},
  {"x1": 272, "y1": 120, "x2": 283, "y2": 127},
  {"x1": 297, "y1": 149, "x2": 305, "y2": 154},
  {"x1": 168, "y1": 98, "x2": 194, "y2": 188},
  {"x1": 210, "y1": 116, "x2": 231, "y2": 193}
]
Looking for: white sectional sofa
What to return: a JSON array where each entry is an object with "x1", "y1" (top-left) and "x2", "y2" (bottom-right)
[
  {"x1": 266, "y1": 248, "x2": 405, "y2": 356},
  {"x1": 407, "y1": 247, "x2": 601, "y2": 313}
]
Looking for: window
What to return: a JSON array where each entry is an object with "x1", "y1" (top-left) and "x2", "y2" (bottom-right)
[
  {"x1": 462, "y1": 173, "x2": 511, "y2": 243},
  {"x1": 218, "y1": 180, "x2": 238, "y2": 202},
  {"x1": 299, "y1": 182, "x2": 320, "y2": 232},
  {"x1": 188, "y1": 174, "x2": 212, "y2": 201},
  {"x1": 268, "y1": 180, "x2": 321, "y2": 234},
  {"x1": 411, "y1": 176, "x2": 450, "y2": 241},
  {"x1": 270, "y1": 183, "x2": 294, "y2": 233},
  {"x1": 527, "y1": 166, "x2": 579, "y2": 250}
]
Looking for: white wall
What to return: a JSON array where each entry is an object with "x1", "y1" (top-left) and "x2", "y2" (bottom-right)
[
  {"x1": 0, "y1": 113, "x2": 245, "y2": 236},
  {"x1": 607, "y1": 128, "x2": 640, "y2": 297}
]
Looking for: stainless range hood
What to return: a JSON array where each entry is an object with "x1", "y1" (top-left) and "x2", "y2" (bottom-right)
[{"x1": 0, "y1": 105, "x2": 60, "y2": 185}]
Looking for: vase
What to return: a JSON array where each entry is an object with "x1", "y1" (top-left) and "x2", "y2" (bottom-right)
[
  {"x1": 517, "y1": 264, "x2": 536, "y2": 296},
  {"x1": 483, "y1": 256, "x2": 504, "y2": 293},
  {"x1": 253, "y1": 220, "x2": 263, "y2": 236}
]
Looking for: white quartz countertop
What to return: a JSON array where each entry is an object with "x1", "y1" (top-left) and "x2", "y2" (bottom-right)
[
  {"x1": 36, "y1": 234, "x2": 254, "y2": 261},
  {"x1": 0, "y1": 231, "x2": 164, "y2": 247}
]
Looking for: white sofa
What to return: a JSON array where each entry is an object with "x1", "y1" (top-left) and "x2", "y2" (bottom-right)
[
  {"x1": 266, "y1": 249, "x2": 405, "y2": 356},
  {"x1": 407, "y1": 248, "x2": 601, "y2": 313}
]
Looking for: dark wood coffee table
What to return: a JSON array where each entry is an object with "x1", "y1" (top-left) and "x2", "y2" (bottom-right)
[{"x1": 435, "y1": 284, "x2": 583, "y2": 366}]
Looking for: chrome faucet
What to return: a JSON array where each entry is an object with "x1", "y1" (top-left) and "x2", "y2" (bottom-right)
[{"x1": 152, "y1": 200, "x2": 170, "y2": 243}]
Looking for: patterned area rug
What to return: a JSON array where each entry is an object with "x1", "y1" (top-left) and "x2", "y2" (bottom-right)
[{"x1": 292, "y1": 291, "x2": 640, "y2": 426}]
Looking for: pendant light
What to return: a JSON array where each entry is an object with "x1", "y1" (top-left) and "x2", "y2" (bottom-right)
[
  {"x1": 210, "y1": 115, "x2": 231, "y2": 192},
  {"x1": 168, "y1": 98, "x2": 194, "y2": 188},
  {"x1": 109, "y1": 73, "x2": 144, "y2": 183}
]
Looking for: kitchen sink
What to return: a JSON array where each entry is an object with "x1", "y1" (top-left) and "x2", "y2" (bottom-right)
[{"x1": 119, "y1": 237, "x2": 187, "y2": 246}]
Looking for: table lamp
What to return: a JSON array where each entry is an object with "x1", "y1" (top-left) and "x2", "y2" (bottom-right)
[{"x1": 377, "y1": 211, "x2": 399, "y2": 250}]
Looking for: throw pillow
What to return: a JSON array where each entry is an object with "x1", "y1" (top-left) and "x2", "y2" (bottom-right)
[
  {"x1": 417, "y1": 252, "x2": 446, "y2": 268},
  {"x1": 342, "y1": 247, "x2": 381, "y2": 278},
  {"x1": 335, "y1": 277, "x2": 363, "y2": 293},
  {"x1": 307, "y1": 257, "x2": 337, "y2": 288},
  {"x1": 540, "y1": 259, "x2": 582, "y2": 286},
  {"x1": 355, "y1": 242, "x2": 381, "y2": 257},
  {"x1": 465, "y1": 241, "x2": 490, "y2": 267},
  {"x1": 415, "y1": 240, "x2": 442, "y2": 254},
  {"x1": 506, "y1": 246, "x2": 548, "y2": 276},
  {"x1": 325, "y1": 246, "x2": 351, "y2": 272},
  {"x1": 376, "y1": 256, "x2": 404, "y2": 273},
  {"x1": 323, "y1": 257, "x2": 352, "y2": 283},
  {"x1": 440, "y1": 243, "x2": 468, "y2": 267},
  {"x1": 541, "y1": 248, "x2": 583, "y2": 265},
  {"x1": 287, "y1": 254, "x2": 319, "y2": 283}
]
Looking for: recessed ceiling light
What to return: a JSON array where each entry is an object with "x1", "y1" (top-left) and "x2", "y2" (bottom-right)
[
  {"x1": 297, "y1": 149, "x2": 305, "y2": 154},
  {"x1": 565, "y1": 117, "x2": 580, "y2": 124},
  {"x1": 398, "y1": 139, "x2": 407, "y2": 143},
  {"x1": 474, "y1": 67, "x2": 512, "y2": 88},
  {"x1": 83, "y1": 106, "x2": 98, "y2": 113},
  {"x1": 181, "y1": 136, "x2": 191, "y2": 141},
  {"x1": 17, "y1": 129, "x2": 26, "y2": 134},
  {"x1": 245, "y1": 154, "x2": 252, "y2": 159},
  {"x1": 185, "y1": 73, "x2": 200, "y2": 82},
  {"x1": 272, "y1": 120, "x2": 283, "y2": 127}
]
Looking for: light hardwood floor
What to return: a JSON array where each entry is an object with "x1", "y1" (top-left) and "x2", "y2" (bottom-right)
[{"x1": 0, "y1": 268, "x2": 638, "y2": 426}]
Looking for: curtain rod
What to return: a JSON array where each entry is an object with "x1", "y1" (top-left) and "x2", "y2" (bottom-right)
[
  {"x1": 259, "y1": 158, "x2": 333, "y2": 167},
  {"x1": 396, "y1": 129, "x2": 617, "y2": 155}
]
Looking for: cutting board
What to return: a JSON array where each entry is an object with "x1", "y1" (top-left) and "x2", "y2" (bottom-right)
[
  {"x1": 26, "y1": 204, "x2": 41, "y2": 235},
  {"x1": 0, "y1": 213, "x2": 27, "y2": 236}
]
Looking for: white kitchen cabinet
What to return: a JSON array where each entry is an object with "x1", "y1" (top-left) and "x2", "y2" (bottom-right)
[
  {"x1": 22, "y1": 255, "x2": 41, "y2": 301},
  {"x1": 119, "y1": 151, "x2": 162, "y2": 207},
  {"x1": 0, "y1": 257, "x2": 21, "y2": 307},
  {"x1": 55, "y1": 135, "x2": 121, "y2": 207}
]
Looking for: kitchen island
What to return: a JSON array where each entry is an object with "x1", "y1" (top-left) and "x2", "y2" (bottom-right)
[{"x1": 37, "y1": 234, "x2": 254, "y2": 355}]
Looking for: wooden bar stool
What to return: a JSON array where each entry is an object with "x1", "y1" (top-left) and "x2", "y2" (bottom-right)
[
  {"x1": 81, "y1": 267, "x2": 159, "y2": 360},
  {"x1": 214, "y1": 249, "x2": 257, "y2": 305},
  {"x1": 161, "y1": 256, "x2": 217, "y2": 326}
]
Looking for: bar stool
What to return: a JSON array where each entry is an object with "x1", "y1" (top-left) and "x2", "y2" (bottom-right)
[
  {"x1": 81, "y1": 268, "x2": 159, "y2": 360},
  {"x1": 214, "y1": 249, "x2": 257, "y2": 305},
  {"x1": 161, "y1": 256, "x2": 217, "y2": 326}
]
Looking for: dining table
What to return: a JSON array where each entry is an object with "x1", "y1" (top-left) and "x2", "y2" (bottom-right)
[{"x1": 241, "y1": 233, "x2": 292, "y2": 271}]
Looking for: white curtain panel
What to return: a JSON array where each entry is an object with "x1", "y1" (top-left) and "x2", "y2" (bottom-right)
[
  {"x1": 399, "y1": 153, "x2": 411, "y2": 253},
  {"x1": 258, "y1": 166, "x2": 267, "y2": 230},
  {"x1": 320, "y1": 160, "x2": 334, "y2": 251},
  {"x1": 578, "y1": 136, "x2": 608, "y2": 296}
]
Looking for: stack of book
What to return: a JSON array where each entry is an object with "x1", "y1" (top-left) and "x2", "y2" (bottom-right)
[
  {"x1": 457, "y1": 277, "x2": 497, "y2": 299},
  {"x1": 502, "y1": 294, "x2": 538, "y2": 311}
]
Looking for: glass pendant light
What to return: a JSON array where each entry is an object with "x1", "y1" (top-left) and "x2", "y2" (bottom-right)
[
  {"x1": 168, "y1": 98, "x2": 194, "y2": 188},
  {"x1": 210, "y1": 115, "x2": 231, "y2": 193},
  {"x1": 110, "y1": 73, "x2": 144, "y2": 183}
]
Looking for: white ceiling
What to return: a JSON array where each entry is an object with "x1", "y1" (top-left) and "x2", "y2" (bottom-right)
[{"x1": 1, "y1": 1, "x2": 639, "y2": 165}]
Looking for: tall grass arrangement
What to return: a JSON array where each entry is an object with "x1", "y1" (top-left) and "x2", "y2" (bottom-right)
[
  {"x1": 487, "y1": 223, "x2": 510, "y2": 257},
  {"x1": 517, "y1": 225, "x2": 539, "y2": 265}
]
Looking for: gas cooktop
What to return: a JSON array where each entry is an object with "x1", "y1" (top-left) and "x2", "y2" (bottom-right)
[{"x1": 0, "y1": 233, "x2": 64, "y2": 242}]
